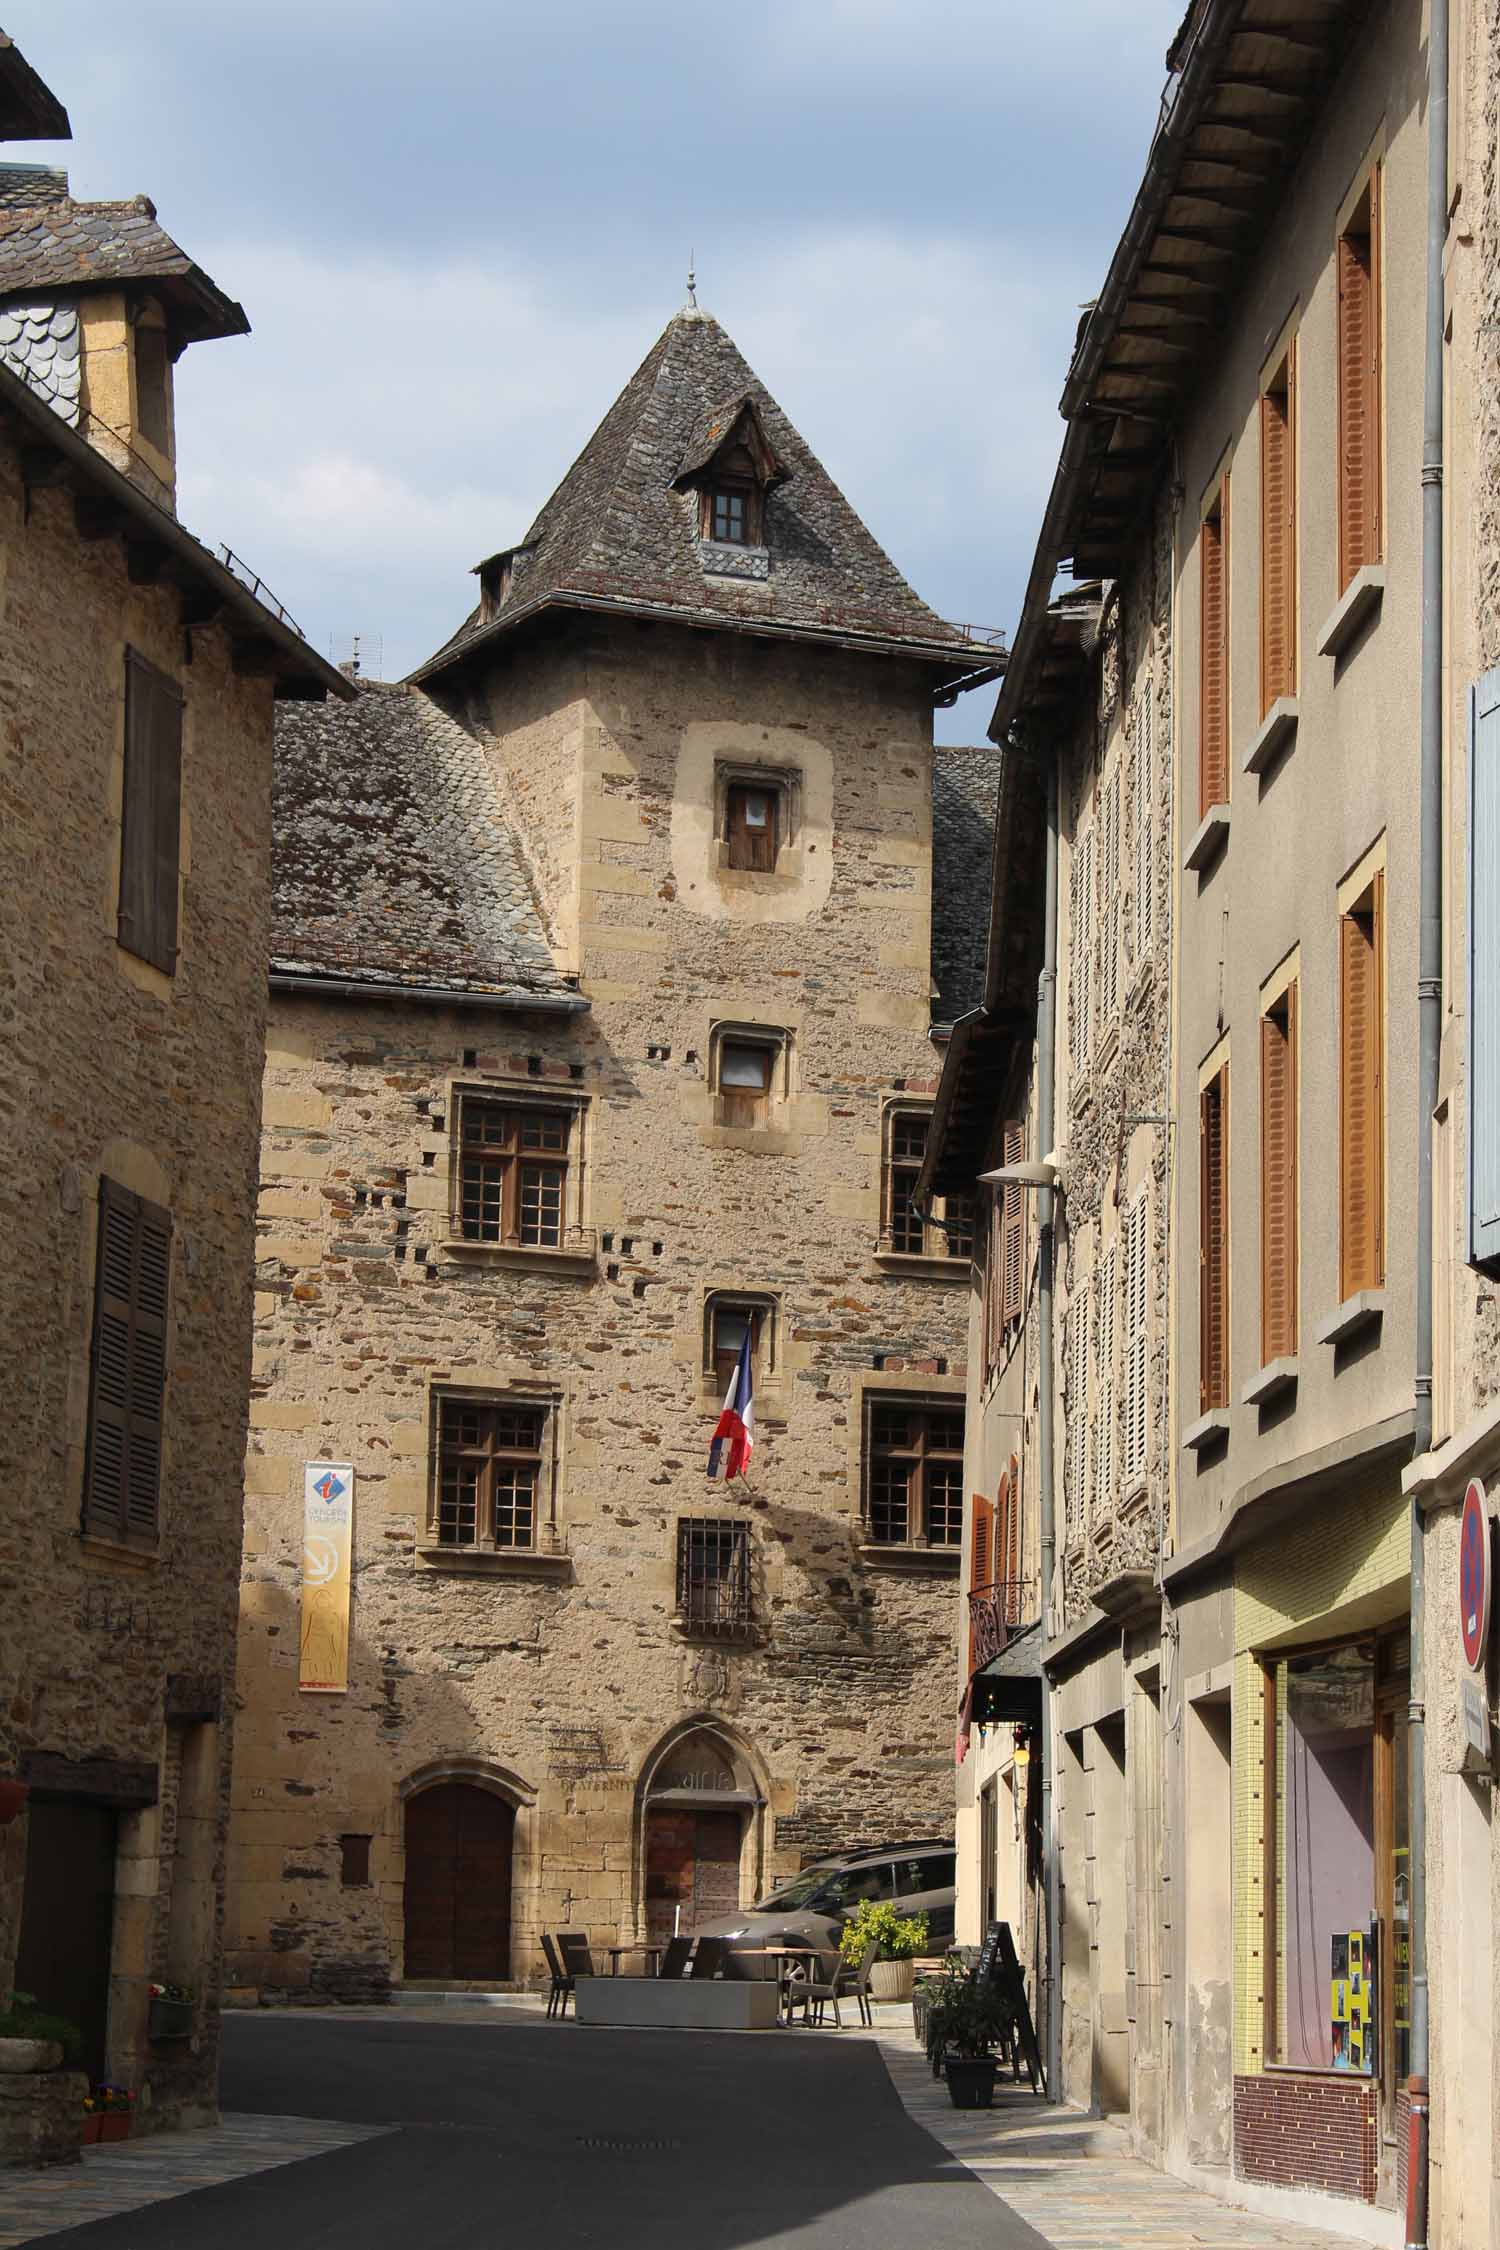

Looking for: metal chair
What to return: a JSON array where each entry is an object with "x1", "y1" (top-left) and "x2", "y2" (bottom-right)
[
  {"x1": 689, "y1": 1936, "x2": 728, "y2": 1980},
  {"x1": 540, "y1": 1932, "x2": 573, "y2": 2020},
  {"x1": 789, "y1": 1948, "x2": 849, "y2": 2028},
  {"x1": 557, "y1": 1931, "x2": 596, "y2": 1980},
  {"x1": 848, "y1": 1937, "x2": 880, "y2": 2028},
  {"x1": 657, "y1": 1935, "x2": 692, "y2": 1979}
]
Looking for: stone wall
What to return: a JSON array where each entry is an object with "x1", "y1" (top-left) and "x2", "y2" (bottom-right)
[{"x1": 0, "y1": 421, "x2": 276, "y2": 2125}]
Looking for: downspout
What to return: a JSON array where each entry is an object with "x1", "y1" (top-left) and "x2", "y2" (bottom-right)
[
  {"x1": 1036, "y1": 751, "x2": 1061, "y2": 2104},
  {"x1": 1409, "y1": 0, "x2": 1447, "y2": 2238}
]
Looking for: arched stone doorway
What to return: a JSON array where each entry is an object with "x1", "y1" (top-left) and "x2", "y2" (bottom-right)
[
  {"x1": 403, "y1": 1781, "x2": 515, "y2": 1980},
  {"x1": 639, "y1": 1724, "x2": 764, "y2": 1947}
]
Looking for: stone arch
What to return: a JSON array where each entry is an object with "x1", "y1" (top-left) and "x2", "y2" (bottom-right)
[
  {"x1": 633, "y1": 1715, "x2": 770, "y2": 1946},
  {"x1": 399, "y1": 1755, "x2": 538, "y2": 1809},
  {"x1": 396, "y1": 1758, "x2": 537, "y2": 1987}
]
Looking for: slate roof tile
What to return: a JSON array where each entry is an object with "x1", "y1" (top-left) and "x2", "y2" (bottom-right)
[
  {"x1": 417, "y1": 307, "x2": 984, "y2": 678},
  {"x1": 272, "y1": 679, "x2": 577, "y2": 1005},
  {"x1": 0, "y1": 181, "x2": 247, "y2": 340},
  {"x1": 931, "y1": 746, "x2": 1001, "y2": 1026}
]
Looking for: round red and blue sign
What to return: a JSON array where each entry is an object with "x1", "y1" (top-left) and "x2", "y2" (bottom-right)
[{"x1": 1459, "y1": 1478, "x2": 1491, "y2": 1673}]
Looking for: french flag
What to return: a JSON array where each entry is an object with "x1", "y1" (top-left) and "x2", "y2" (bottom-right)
[{"x1": 707, "y1": 1332, "x2": 754, "y2": 1481}]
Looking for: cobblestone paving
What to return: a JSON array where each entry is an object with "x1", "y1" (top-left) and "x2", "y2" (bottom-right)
[
  {"x1": 870, "y1": 2026, "x2": 1375, "y2": 2250},
  {"x1": 0, "y1": 2112, "x2": 388, "y2": 2245}
]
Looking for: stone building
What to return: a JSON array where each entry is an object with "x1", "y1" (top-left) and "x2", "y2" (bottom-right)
[
  {"x1": 224, "y1": 302, "x2": 1002, "y2": 2004},
  {"x1": 0, "y1": 34, "x2": 346, "y2": 2134}
]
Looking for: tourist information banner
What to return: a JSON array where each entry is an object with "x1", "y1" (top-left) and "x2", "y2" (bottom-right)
[{"x1": 300, "y1": 1461, "x2": 354, "y2": 1693}]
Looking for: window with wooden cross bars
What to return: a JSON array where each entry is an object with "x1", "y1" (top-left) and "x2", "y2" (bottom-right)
[
  {"x1": 1337, "y1": 169, "x2": 1382, "y2": 594},
  {"x1": 83, "y1": 1178, "x2": 171, "y2": 1547},
  {"x1": 867, "y1": 1400, "x2": 965, "y2": 1546},
  {"x1": 882, "y1": 1107, "x2": 971, "y2": 1259},
  {"x1": 435, "y1": 1396, "x2": 546, "y2": 1548},
  {"x1": 456, "y1": 1096, "x2": 571, "y2": 1248}
]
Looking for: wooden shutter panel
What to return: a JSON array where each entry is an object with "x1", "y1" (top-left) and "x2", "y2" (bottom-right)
[
  {"x1": 1259, "y1": 354, "x2": 1296, "y2": 713},
  {"x1": 1337, "y1": 177, "x2": 1381, "y2": 591},
  {"x1": 119, "y1": 650, "x2": 183, "y2": 974},
  {"x1": 1094, "y1": 1245, "x2": 1116, "y2": 1518},
  {"x1": 1340, "y1": 882, "x2": 1385, "y2": 1298},
  {"x1": 84, "y1": 1179, "x2": 170, "y2": 1541},
  {"x1": 1069, "y1": 1293, "x2": 1090, "y2": 1531},
  {"x1": 1199, "y1": 1069, "x2": 1229, "y2": 1411},
  {"x1": 1260, "y1": 993, "x2": 1298, "y2": 1363},
  {"x1": 1199, "y1": 493, "x2": 1229, "y2": 814},
  {"x1": 970, "y1": 1493, "x2": 995, "y2": 1592},
  {"x1": 1101, "y1": 769, "x2": 1121, "y2": 1024},
  {"x1": 1001, "y1": 1120, "x2": 1024, "y2": 1322},
  {"x1": 1136, "y1": 688, "x2": 1154, "y2": 961},
  {"x1": 1470, "y1": 671, "x2": 1500, "y2": 1262},
  {"x1": 1127, "y1": 1193, "x2": 1150, "y2": 1482}
]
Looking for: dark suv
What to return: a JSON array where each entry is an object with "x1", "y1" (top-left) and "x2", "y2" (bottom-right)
[{"x1": 693, "y1": 1838, "x2": 956, "y2": 1956}]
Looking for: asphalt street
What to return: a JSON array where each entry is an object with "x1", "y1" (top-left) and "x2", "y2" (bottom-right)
[{"x1": 31, "y1": 2011, "x2": 1047, "y2": 2249}]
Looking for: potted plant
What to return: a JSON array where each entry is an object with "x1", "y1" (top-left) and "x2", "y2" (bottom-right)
[
  {"x1": 83, "y1": 2086, "x2": 134, "y2": 2144},
  {"x1": 0, "y1": 1993, "x2": 87, "y2": 2167},
  {"x1": 926, "y1": 1975, "x2": 1009, "y2": 2108},
  {"x1": 146, "y1": 1983, "x2": 194, "y2": 2041},
  {"x1": 836, "y1": 1900, "x2": 929, "y2": 2003}
]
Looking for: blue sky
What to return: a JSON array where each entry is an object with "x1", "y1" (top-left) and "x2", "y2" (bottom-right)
[{"x1": 12, "y1": 2, "x2": 1182, "y2": 736}]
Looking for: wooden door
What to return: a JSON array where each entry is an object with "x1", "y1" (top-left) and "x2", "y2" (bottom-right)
[
  {"x1": 403, "y1": 1784, "x2": 513, "y2": 1980},
  {"x1": 692, "y1": 1810, "x2": 742, "y2": 1924},
  {"x1": 644, "y1": 1807, "x2": 743, "y2": 1944},
  {"x1": 14, "y1": 1798, "x2": 117, "y2": 2080}
]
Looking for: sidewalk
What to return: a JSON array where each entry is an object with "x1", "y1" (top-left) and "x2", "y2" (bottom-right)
[{"x1": 869, "y1": 2017, "x2": 1370, "y2": 2250}]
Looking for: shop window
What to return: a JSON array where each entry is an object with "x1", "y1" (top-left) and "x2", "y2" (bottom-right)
[
  {"x1": 866, "y1": 1398, "x2": 964, "y2": 1546},
  {"x1": 1263, "y1": 1628, "x2": 1409, "y2": 2086}
]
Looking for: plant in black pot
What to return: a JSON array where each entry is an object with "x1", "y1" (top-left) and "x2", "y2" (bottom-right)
[
  {"x1": 927, "y1": 1975, "x2": 1008, "y2": 2109},
  {"x1": 146, "y1": 1983, "x2": 195, "y2": 2041}
]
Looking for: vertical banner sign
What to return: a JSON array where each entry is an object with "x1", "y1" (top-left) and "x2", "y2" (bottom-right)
[{"x1": 300, "y1": 1462, "x2": 354, "y2": 1693}]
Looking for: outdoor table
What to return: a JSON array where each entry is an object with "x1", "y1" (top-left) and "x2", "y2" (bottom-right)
[{"x1": 605, "y1": 1943, "x2": 664, "y2": 1976}]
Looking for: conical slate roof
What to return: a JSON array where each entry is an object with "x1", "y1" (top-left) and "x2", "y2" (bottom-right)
[{"x1": 415, "y1": 306, "x2": 982, "y2": 681}]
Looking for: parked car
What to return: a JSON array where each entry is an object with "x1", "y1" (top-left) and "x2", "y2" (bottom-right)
[{"x1": 694, "y1": 1838, "x2": 956, "y2": 1956}]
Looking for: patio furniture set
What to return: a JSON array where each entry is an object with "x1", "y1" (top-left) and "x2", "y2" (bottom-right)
[{"x1": 540, "y1": 1931, "x2": 880, "y2": 2031}]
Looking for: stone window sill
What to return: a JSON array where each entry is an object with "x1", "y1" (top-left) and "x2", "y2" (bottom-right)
[
  {"x1": 1314, "y1": 1290, "x2": 1385, "y2": 1346},
  {"x1": 873, "y1": 1251, "x2": 969, "y2": 1280},
  {"x1": 416, "y1": 1544, "x2": 572, "y2": 1579},
  {"x1": 1182, "y1": 1408, "x2": 1230, "y2": 1454},
  {"x1": 78, "y1": 1531, "x2": 160, "y2": 1569},
  {"x1": 439, "y1": 1237, "x2": 597, "y2": 1276},
  {"x1": 1242, "y1": 696, "x2": 1298, "y2": 776},
  {"x1": 1316, "y1": 564, "x2": 1384, "y2": 659},
  {"x1": 857, "y1": 1542, "x2": 962, "y2": 1574},
  {"x1": 1184, "y1": 803, "x2": 1230, "y2": 874},
  {"x1": 1241, "y1": 1357, "x2": 1298, "y2": 1408}
]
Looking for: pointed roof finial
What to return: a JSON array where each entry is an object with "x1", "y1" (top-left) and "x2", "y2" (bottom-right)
[{"x1": 685, "y1": 250, "x2": 697, "y2": 312}]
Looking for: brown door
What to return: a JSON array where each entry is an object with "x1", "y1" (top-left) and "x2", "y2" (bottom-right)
[
  {"x1": 403, "y1": 1784, "x2": 513, "y2": 1980},
  {"x1": 14, "y1": 1798, "x2": 117, "y2": 2079},
  {"x1": 644, "y1": 1805, "x2": 742, "y2": 1945}
]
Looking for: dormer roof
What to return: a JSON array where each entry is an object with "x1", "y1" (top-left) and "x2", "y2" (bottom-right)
[{"x1": 414, "y1": 305, "x2": 995, "y2": 687}]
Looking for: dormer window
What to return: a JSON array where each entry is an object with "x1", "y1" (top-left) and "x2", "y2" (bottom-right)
[
  {"x1": 711, "y1": 487, "x2": 749, "y2": 544},
  {"x1": 676, "y1": 403, "x2": 785, "y2": 562},
  {"x1": 701, "y1": 445, "x2": 760, "y2": 547},
  {"x1": 477, "y1": 552, "x2": 514, "y2": 624}
]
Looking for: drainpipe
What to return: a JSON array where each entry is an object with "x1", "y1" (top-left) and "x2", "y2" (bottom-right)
[
  {"x1": 1409, "y1": 0, "x2": 1447, "y2": 2238},
  {"x1": 1036, "y1": 751, "x2": 1061, "y2": 2104}
]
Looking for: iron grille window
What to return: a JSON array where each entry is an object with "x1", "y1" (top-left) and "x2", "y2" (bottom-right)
[
  {"x1": 867, "y1": 1401, "x2": 965, "y2": 1545},
  {"x1": 676, "y1": 1518, "x2": 753, "y2": 1636},
  {"x1": 457, "y1": 1099, "x2": 569, "y2": 1247},
  {"x1": 436, "y1": 1398, "x2": 545, "y2": 1548}
]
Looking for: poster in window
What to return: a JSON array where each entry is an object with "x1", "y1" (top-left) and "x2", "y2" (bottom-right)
[{"x1": 300, "y1": 1462, "x2": 354, "y2": 1693}]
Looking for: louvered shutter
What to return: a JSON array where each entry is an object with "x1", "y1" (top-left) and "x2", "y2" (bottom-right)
[
  {"x1": 84, "y1": 1179, "x2": 170, "y2": 1541},
  {"x1": 1199, "y1": 495, "x2": 1229, "y2": 813},
  {"x1": 1136, "y1": 690, "x2": 1154, "y2": 962},
  {"x1": 1069, "y1": 1292, "x2": 1090, "y2": 1534},
  {"x1": 1337, "y1": 178, "x2": 1381, "y2": 591},
  {"x1": 1101, "y1": 770, "x2": 1121, "y2": 1025},
  {"x1": 1199, "y1": 1070, "x2": 1229, "y2": 1410},
  {"x1": 1094, "y1": 1245, "x2": 1116, "y2": 1519},
  {"x1": 970, "y1": 1492, "x2": 995, "y2": 1592},
  {"x1": 1073, "y1": 825, "x2": 1094, "y2": 1072},
  {"x1": 1260, "y1": 995, "x2": 1298, "y2": 1360},
  {"x1": 1340, "y1": 882, "x2": 1385, "y2": 1298},
  {"x1": 1123, "y1": 1192, "x2": 1150, "y2": 1483},
  {"x1": 1470, "y1": 671, "x2": 1500, "y2": 1263},
  {"x1": 119, "y1": 650, "x2": 183, "y2": 974},
  {"x1": 1002, "y1": 1454, "x2": 1021, "y2": 1592},
  {"x1": 1260, "y1": 361, "x2": 1296, "y2": 712},
  {"x1": 1001, "y1": 1120, "x2": 1025, "y2": 1322}
]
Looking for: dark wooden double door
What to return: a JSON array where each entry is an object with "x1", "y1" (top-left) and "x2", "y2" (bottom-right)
[
  {"x1": 404, "y1": 1784, "x2": 514, "y2": 1980},
  {"x1": 14, "y1": 1798, "x2": 117, "y2": 2080},
  {"x1": 644, "y1": 1806, "x2": 742, "y2": 1948}
]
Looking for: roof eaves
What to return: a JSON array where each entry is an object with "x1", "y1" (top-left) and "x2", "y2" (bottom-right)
[
  {"x1": 0, "y1": 31, "x2": 70, "y2": 141},
  {"x1": 0, "y1": 356, "x2": 348, "y2": 699},
  {"x1": 269, "y1": 965, "x2": 590, "y2": 1015}
]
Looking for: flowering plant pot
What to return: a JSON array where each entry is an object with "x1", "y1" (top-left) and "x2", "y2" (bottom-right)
[
  {"x1": 97, "y1": 2114, "x2": 131, "y2": 2142},
  {"x1": 146, "y1": 1997, "x2": 193, "y2": 2042},
  {"x1": 82, "y1": 2113, "x2": 102, "y2": 2145},
  {"x1": 945, "y1": 2055, "x2": 999, "y2": 2109},
  {"x1": 870, "y1": 1958, "x2": 915, "y2": 2003}
]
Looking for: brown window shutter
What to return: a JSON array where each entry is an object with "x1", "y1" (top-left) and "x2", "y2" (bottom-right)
[
  {"x1": 1259, "y1": 354, "x2": 1296, "y2": 713},
  {"x1": 84, "y1": 1179, "x2": 171, "y2": 1541},
  {"x1": 970, "y1": 1493, "x2": 995, "y2": 1593},
  {"x1": 1337, "y1": 177, "x2": 1382, "y2": 591},
  {"x1": 1340, "y1": 881, "x2": 1385, "y2": 1297},
  {"x1": 119, "y1": 649, "x2": 183, "y2": 974},
  {"x1": 1001, "y1": 1119, "x2": 1024, "y2": 1322},
  {"x1": 1199, "y1": 491, "x2": 1229, "y2": 814},
  {"x1": 1260, "y1": 993, "x2": 1298, "y2": 1364},
  {"x1": 1199, "y1": 1068, "x2": 1229, "y2": 1411},
  {"x1": 1003, "y1": 1453, "x2": 1021, "y2": 1589}
]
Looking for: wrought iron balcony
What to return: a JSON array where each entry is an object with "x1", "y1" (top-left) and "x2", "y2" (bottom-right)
[{"x1": 968, "y1": 1581, "x2": 1034, "y2": 1672}]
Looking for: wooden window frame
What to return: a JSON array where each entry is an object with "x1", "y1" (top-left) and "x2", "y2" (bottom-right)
[
  {"x1": 710, "y1": 1022, "x2": 787, "y2": 1127},
  {"x1": 1199, "y1": 479, "x2": 1230, "y2": 816},
  {"x1": 705, "y1": 1292, "x2": 775, "y2": 1396},
  {"x1": 1260, "y1": 982, "x2": 1300, "y2": 1363},
  {"x1": 725, "y1": 781, "x2": 780, "y2": 871},
  {"x1": 881, "y1": 1103, "x2": 969, "y2": 1261},
  {"x1": 118, "y1": 647, "x2": 183, "y2": 975},
  {"x1": 451, "y1": 1088, "x2": 585, "y2": 1253},
  {"x1": 1259, "y1": 341, "x2": 1298, "y2": 715},
  {"x1": 83, "y1": 1176, "x2": 172, "y2": 1548},
  {"x1": 1338, "y1": 870, "x2": 1386, "y2": 1300},
  {"x1": 1336, "y1": 167, "x2": 1383, "y2": 594},
  {"x1": 431, "y1": 1390, "x2": 553, "y2": 1551},
  {"x1": 1199, "y1": 1062, "x2": 1230, "y2": 1411},
  {"x1": 865, "y1": 1396, "x2": 966, "y2": 1548}
]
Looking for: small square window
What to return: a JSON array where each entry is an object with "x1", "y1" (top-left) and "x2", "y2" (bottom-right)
[
  {"x1": 714, "y1": 1029, "x2": 783, "y2": 1128},
  {"x1": 340, "y1": 1834, "x2": 372, "y2": 1888},
  {"x1": 711, "y1": 488, "x2": 750, "y2": 544},
  {"x1": 676, "y1": 1517, "x2": 753, "y2": 1637},
  {"x1": 726, "y1": 783, "x2": 780, "y2": 872}
]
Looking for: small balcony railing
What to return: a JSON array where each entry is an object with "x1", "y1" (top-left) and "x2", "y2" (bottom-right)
[{"x1": 968, "y1": 1581, "x2": 1033, "y2": 1672}]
